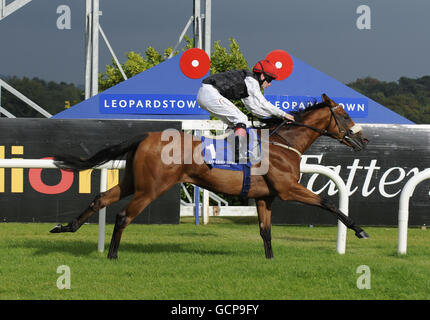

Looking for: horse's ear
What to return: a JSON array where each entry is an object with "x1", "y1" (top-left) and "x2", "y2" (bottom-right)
[
  {"x1": 321, "y1": 94, "x2": 335, "y2": 105},
  {"x1": 321, "y1": 94, "x2": 330, "y2": 102}
]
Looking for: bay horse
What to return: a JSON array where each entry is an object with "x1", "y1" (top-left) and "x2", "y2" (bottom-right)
[{"x1": 51, "y1": 94, "x2": 369, "y2": 259}]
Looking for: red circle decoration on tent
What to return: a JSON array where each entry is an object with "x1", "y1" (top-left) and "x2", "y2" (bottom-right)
[
  {"x1": 266, "y1": 50, "x2": 294, "y2": 80},
  {"x1": 179, "y1": 48, "x2": 211, "y2": 79}
]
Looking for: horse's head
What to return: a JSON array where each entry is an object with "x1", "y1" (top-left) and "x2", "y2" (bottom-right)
[
  {"x1": 263, "y1": 94, "x2": 369, "y2": 153},
  {"x1": 320, "y1": 94, "x2": 369, "y2": 151}
]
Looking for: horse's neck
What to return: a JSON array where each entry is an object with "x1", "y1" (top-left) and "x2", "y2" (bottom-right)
[{"x1": 277, "y1": 112, "x2": 330, "y2": 154}]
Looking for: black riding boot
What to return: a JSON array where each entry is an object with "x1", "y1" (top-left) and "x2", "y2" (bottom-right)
[{"x1": 234, "y1": 123, "x2": 248, "y2": 164}]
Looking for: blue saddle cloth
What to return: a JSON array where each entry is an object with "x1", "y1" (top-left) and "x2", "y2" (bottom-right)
[{"x1": 200, "y1": 128, "x2": 261, "y2": 197}]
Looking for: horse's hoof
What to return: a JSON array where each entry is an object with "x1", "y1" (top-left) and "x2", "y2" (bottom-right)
[
  {"x1": 265, "y1": 250, "x2": 274, "y2": 259},
  {"x1": 50, "y1": 224, "x2": 63, "y2": 233},
  {"x1": 356, "y1": 230, "x2": 370, "y2": 239}
]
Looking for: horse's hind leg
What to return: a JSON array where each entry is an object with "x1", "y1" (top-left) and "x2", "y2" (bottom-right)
[
  {"x1": 107, "y1": 192, "x2": 153, "y2": 259},
  {"x1": 256, "y1": 197, "x2": 275, "y2": 259},
  {"x1": 50, "y1": 165, "x2": 135, "y2": 234},
  {"x1": 50, "y1": 185, "x2": 125, "y2": 233}
]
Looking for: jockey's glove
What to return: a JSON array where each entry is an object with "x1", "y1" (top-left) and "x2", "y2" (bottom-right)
[{"x1": 283, "y1": 113, "x2": 295, "y2": 122}]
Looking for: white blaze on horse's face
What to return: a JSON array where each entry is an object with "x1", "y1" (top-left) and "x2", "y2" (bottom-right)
[{"x1": 349, "y1": 124, "x2": 362, "y2": 135}]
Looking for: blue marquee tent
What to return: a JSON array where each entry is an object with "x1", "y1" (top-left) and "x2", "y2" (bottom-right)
[{"x1": 53, "y1": 51, "x2": 413, "y2": 124}]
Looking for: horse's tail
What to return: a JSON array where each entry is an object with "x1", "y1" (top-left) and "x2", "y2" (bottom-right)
[{"x1": 54, "y1": 134, "x2": 148, "y2": 171}]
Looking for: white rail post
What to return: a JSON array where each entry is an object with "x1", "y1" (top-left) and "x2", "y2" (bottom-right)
[
  {"x1": 398, "y1": 168, "x2": 430, "y2": 255},
  {"x1": 201, "y1": 129, "x2": 210, "y2": 225},
  {"x1": 300, "y1": 164, "x2": 349, "y2": 254},
  {"x1": 202, "y1": 188, "x2": 209, "y2": 224},
  {"x1": 98, "y1": 168, "x2": 108, "y2": 252}
]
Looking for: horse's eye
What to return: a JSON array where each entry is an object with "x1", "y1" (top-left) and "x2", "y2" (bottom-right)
[{"x1": 343, "y1": 115, "x2": 350, "y2": 120}]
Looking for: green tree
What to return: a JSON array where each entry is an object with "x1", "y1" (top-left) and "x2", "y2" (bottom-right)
[
  {"x1": 99, "y1": 48, "x2": 173, "y2": 92},
  {"x1": 347, "y1": 76, "x2": 430, "y2": 124},
  {"x1": 98, "y1": 37, "x2": 249, "y2": 93},
  {"x1": 99, "y1": 36, "x2": 194, "y2": 92},
  {"x1": 1, "y1": 76, "x2": 84, "y2": 117},
  {"x1": 210, "y1": 38, "x2": 249, "y2": 74}
]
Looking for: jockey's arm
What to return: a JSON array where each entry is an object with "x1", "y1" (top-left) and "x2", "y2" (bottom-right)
[{"x1": 242, "y1": 77, "x2": 294, "y2": 121}]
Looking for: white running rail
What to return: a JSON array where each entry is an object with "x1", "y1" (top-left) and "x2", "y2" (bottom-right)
[{"x1": 397, "y1": 168, "x2": 430, "y2": 255}]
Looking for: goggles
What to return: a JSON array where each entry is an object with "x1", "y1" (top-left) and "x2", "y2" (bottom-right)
[{"x1": 264, "y1": 75, "x2": 274, "y2": 83}]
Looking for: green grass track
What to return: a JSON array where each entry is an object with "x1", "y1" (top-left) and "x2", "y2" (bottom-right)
[{"x1": 1, "y1": 217, "x2": 429, "y2": 300}]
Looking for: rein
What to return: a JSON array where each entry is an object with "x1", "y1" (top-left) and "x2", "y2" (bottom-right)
[
  {"x1": 271, "y1": 105, "x2": 351, "y2": 142},
  {"x1": 254, "y1": 104, "x2": 361, "y2": 158},
  {"x1": 285, "y1": 108, "x2": 340, "y2": 139},
  {"x1": 264, "y1": 120, "x2": 303, "y2": 157},
  {"x1": 264, "y1": 105, "x2": 349, "y2": 157}
]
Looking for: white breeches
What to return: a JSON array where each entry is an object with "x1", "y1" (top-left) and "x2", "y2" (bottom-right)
[{"x1": 196, "y1": 84, "x2": 248, "y2": 126}]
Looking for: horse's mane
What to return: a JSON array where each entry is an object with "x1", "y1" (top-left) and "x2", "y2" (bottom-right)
[
  {"x1": 290, "y1": 100, "x2": 330, "y2": 122},
  {"x1": 254, "y1": 100, "x2": 330, "y2": 129}
]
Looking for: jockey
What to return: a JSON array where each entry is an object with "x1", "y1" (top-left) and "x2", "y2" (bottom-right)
[{"x1": 197, "y1": 59, "x2": 294, "y2": 162}]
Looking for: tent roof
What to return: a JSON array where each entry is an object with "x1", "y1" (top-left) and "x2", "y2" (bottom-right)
[{"x1": 53, "y1": 51, "x2": 413, "y2": 124}]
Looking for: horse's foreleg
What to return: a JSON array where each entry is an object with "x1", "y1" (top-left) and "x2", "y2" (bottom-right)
[
  {"x1": 320, "y1": 198, "x2": 369, "y2": 239},
  {"x1": 279, "y1": 183, "x2": 369, "y2": 239},
  {"x1": 256, "y1": 197, "x2": 275, "y2": 259}
]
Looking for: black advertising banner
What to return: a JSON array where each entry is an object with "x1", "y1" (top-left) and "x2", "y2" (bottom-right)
[
  {"x1": 272, "y1": 124, "x2": 430, "y2": 226},
  {"x1": 0, "y1": 119, "x2": 181, "y2": 224}
]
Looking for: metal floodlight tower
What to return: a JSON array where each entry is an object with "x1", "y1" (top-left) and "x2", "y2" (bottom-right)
[
  {"x1": 204, "y1": 0, "x2": 211, "y2": 56},
  {"x1": 194, "y1": 0, "x2": 211, "y2": 54},
  {"x1": 85, "y1": 0, "x2": 127, "y2": 99},
  {"x1": 0, "y1": 0, "x2": 32, "y2": 20},
  {"x1": 193, "y1": 0, "x2": 202, "y2": 49},
  {"x1": 1, "y1": 0, "x2": 52, "y2": 118},
  {"x1": 170, "y1": 0, "x2": 211, "y2": 58},
  {"x1": 85, "y1": 0, "x2": 100, "y2": 99},
  {"x1": 3, "y1": 0, "x2": 211, "y2": 101}
]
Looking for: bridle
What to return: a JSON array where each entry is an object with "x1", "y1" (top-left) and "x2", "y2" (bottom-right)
[
  {"x1": 268, "y1": 104, "x2": 363, "y2": 150},
  {"x1": 271, "y1": 105, "x2": 360, "y2": 140}
]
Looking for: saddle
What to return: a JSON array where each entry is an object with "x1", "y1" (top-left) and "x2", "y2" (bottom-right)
[{"x1": 200, "y1": 128, "x2": 262, "y2": 198}]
